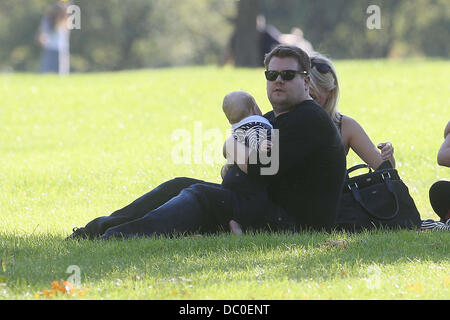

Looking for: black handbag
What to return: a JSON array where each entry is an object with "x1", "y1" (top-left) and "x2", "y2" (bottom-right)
[{"x1": 336, "y1": 161, "x2": 422, "y2": 232}]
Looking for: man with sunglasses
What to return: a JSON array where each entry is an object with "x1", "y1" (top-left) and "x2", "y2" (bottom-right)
[
  {"x1": 68, "y1": 45, "x2": 346, "y2": 240},
  {"x1": 226, "y1": 45, "x2": 346, "y2": 231}
]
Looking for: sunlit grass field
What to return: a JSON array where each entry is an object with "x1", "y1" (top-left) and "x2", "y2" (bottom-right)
[{"x1": 0, "y1": 60, "x2": 449, "y2": 300}]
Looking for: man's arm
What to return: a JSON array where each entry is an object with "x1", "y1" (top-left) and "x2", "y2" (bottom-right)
[
  {"x1": 246, "y1": 114, "x2": 324, "y2": 178},
  {"x1": 225, "y1": 110, "x2": 323, "y2": 178},
  {"x1": 437, "y1": 121, "x2": 450, "y2": 167}
]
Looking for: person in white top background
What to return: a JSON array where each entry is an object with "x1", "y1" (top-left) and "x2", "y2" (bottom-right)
[{"x1": 38, "y1": 2, "x2": 71, "y2": 75}]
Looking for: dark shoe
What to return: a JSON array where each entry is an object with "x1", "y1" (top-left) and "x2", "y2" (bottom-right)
[
  {"x1": 100, "y1": 230, "x2": 131, "y2": 240},
  {"x1": 66, "y1": 227, "x2": 90, "y2": 240},
  {"x1": 420, "y1": 219, "x2": 450, "y2": 231}
]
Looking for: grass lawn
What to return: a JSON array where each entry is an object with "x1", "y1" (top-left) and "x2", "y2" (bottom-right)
[{"x1": 0, "y1": 60, "x2": 449, "y2": 300}]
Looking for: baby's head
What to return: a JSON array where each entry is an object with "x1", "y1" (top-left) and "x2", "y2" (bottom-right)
[{"x1": 222, "y1": 91, "x2": 262, "y2": 125}]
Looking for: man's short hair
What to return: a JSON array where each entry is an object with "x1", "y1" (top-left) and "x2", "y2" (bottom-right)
[{"x1": 264, "y1": 45, "x2": 311, "y2": 74}]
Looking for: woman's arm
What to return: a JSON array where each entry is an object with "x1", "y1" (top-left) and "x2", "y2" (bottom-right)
[
  {"x1": 342, "y1": 116, "x2": 395, "y2": 169},
  {"x1": 437, "y1": 121, "x2": 450, "y2": 167}
]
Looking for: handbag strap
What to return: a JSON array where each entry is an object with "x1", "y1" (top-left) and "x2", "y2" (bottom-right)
[
  {"x1": 346, "y1": 164, "x2": 372, "y2": 179},
  {"x1": 349, "y1": 173, "x2": 399, "y2": 221}
]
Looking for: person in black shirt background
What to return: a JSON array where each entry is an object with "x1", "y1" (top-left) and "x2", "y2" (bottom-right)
[{"x1": 67, "y1": 45, "x2": 346, "y2": 239}]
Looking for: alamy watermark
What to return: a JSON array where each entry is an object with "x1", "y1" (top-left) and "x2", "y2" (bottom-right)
[
  {"x1": 171, "y1": 122, "x2": 279, "y2": 176},
  {"x1": 66, "y1": 265, "x2": 81, "y2": 288},
  {"x1": 366, "y1": 5, "x2": 381, "y2": 30},
  {"x1": 365, "y1": 264, "x2": 382, "y2": 290},
  {"x1": 61, "y1": 0, "x2": 81, "y2": 30}
]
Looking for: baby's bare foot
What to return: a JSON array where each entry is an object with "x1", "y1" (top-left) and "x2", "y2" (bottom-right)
[{"x1": 229, "y1": 220, "x2": 243, "y2": 235}]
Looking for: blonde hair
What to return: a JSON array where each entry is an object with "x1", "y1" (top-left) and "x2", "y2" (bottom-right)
[
  {"x1": 222, "y1": 91, "x2": 256, "y2": 124},
  {"x1": 309, "y1": 53, "x2": 340, "y2": 124}
]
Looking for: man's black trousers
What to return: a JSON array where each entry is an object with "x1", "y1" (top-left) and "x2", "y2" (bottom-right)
[{"x1": 82, "y1": 177, "x2": 235, "y2": 238}]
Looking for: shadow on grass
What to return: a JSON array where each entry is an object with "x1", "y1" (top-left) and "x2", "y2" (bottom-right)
[{"x1": 0, "y1": 229, "x2": 448, "y2": 291}]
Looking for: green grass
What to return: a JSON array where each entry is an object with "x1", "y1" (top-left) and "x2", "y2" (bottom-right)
[{"x1": 0, "y1": 60, "x2": 449, "y2": 300}]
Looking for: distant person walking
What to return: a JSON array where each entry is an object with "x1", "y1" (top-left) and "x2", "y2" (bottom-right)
[
  {"x1": 279, "y1": 28, "x2": 314, "y2": 56},
  {"x1": 256, "y1": 15, "x2": 281, "y2": 66},
  {"x1": 38, "y1": 2, "x2": 71, "y2": 75},
  {"x1": 220, "y1": 15, "x2": 281, "y2": 67}
]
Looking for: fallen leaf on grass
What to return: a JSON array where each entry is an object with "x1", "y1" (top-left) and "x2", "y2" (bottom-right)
[
  {"x1": 35, "y1": 281, "x2": 88, "y2": 298},
  {"x1": 172, "y1": 288, "x2": 190, "y2": 296},
  {"x1": 406, "y1": 284, "x2": 424, "y2": 293},
  {"x1": 318, "y1": 240, "x2": 347, "y2": 249},
  {"x1": 444, "y1": 278, "x2": 450, "y2": 287},
  {"x1": 132, "y1": 275, "x2": 142, "y2": 281}
]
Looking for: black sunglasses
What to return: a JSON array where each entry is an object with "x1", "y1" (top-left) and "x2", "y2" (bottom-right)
[
  {"x1": 265, "y1": 69, "x2": 308, "y2": 81},
  {"x1": 311, "y1": 61, "x2": 331, "y2": 74}
]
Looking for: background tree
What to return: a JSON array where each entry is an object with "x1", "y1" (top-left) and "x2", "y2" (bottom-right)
[
  {"x1": 0, "y1": 0, "x2": 447, "y2": 72},
  {"x1": 233, "y1": 0, "x2": 260, "y2": 67}
]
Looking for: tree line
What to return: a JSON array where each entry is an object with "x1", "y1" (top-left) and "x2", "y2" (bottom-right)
[{"x1": 0, "y1": 0, "x2": 448, "y2": 72}]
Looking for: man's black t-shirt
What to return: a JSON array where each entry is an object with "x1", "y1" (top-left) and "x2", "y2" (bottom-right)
[{"x1": 248, "y1": 99, "x2": 346, "y2": 231}]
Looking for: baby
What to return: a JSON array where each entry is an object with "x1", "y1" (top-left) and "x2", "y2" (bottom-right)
[{"x1": 221, "y1": 91, "x2": 274, "y2": 235}]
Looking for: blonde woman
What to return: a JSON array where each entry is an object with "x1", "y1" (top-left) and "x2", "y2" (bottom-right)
[{"x1": 308, "y1": 54, "x2": 395, "y2": 170}]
